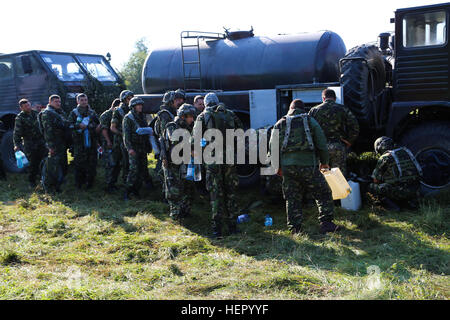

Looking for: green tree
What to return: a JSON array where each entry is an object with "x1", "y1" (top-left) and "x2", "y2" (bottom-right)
[{"x1": 119, "y1": 38, "x2": 149, "y2": 94}]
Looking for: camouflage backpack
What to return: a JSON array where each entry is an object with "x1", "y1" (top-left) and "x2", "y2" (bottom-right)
[
  {"x1": 203, "y1": 104, "x2": 236, "y2": 134},
  {"x1": 280, "y1": 114, "x2": 315, "y2": 153}
]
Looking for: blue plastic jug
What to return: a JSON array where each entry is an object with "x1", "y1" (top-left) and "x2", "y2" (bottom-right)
[
  {"x1": 264, "y1": 214, "x2": 273, "y2": 227},
  {"x1": 15, "y1": 151, "x2": 29, "y2": 169},
  {"x1": 237, "y1": 214, "x2": 250, "y2": 224}
]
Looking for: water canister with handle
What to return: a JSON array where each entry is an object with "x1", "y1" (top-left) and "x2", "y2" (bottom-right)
[
  {"x1": 321, "y1": 168, "x2": 352, "y2": 200},
  {"x1": 341, "y1": 180, "x2": 362, "y2": 211}
]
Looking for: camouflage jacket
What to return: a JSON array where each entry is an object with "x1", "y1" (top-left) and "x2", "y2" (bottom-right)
[
  {"x1": 372, "y1": 148, "x2": 421, "y2": 185},
  {"x1": 39, "y1": 105, "x2": 69, "y2": 151},
  {"x1": 99, "y1": 107, "x2": 115, "y2": 146},
  {"x1": 154, "y1": 104, "x2": 177, "y2": 138},
  {"x1": 68, "y1": 105, "x2": 100, "y2": 147},
  {"x1": 164, "y1": 117, "x2": 192, "y2": 164},
  {"x1": 111, "y1": 102, "x2": 130, "y2": 146},
  {"x1": 13, "y1": 110, "x2": 45, "y2": 152},
  {"x1": 308, "y1": 99, "x2": 359, "y2": 145},
  {"x1": 270, "y1": 109, "x2": 329, "y2": 167},
  {"x1": 122, "y1": 110, "x2": 150, "y2": 153}
]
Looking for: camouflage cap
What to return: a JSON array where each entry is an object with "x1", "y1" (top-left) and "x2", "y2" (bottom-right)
[
  {"x1": 174, "y1": 89, "x2": 186, "y2": 100},
  {"x1": 374, "y1": 136, "x2": 394, "y2": 155},
  {"x1": 162, "y1": 91, "x2": 175, "y2": 104},
  {"x1": 177, "y1": 103, "x2": 195, "y2": 118},
  {"x1": 120, "y1": 90, "x2": 134, "y2": 102},
  {"x1": 129, "y1": 97, "x2": 144, "y2": 108},
  {"x1": 204, "y1": 92, "x2": 219, "y2": 107}
]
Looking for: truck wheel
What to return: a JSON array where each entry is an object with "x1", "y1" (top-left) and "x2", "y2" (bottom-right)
[
  {"x1": 1, "y1": 130, "x2": 25, "y2": 173},
  {"x1": 237, "y1": 164, "x2": 260, "y2": 188},
  {"x1": 399, "y1": 122, "x2": 450, "y2": 193},
  {"x1": 341, "y1": 45, "x2": 386, "y2": 125}
]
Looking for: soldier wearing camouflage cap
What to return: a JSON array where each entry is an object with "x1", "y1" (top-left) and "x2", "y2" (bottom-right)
[
  {"x1": 270, "y1": 99, "x2": 340, "y2": 235},
  {"x1": 122, "y1": 97, "x2": 151, "y2": 199},
  {"x1": 369, "y1": 136, "x2": 422, "y2": 211},
  {"x1": 110, "y1": 90, "x2": 134, "y2": 186},
  {"x1": 162, "y1": 103, "x2": 196, "y2": 220},
  {"x1": 309, "y1": 89, "x2": 359, "y2": 178},
  {"x1": 192, "y1": 92, "x2": 244, "y2": 238}
]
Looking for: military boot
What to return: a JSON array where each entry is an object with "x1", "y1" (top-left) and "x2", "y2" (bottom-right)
[
  {"x1": 212, "y1": 223, "x2": 223, "y2": 240},
  {"x1": 319, "y1": 221, "x2": 341, "y2": 234},
  {"x1": 290, "y1": 224, "x2": 302, "y2": 235}
]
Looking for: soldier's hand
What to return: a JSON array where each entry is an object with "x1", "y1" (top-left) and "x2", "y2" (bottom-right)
[
  {"x1": 14, "y1": 146, "x2": 19, "y2": 152},
  {"x1": 129, "y1": 149, "x2": 136, "y2": 156},
  {"x1": 162, "y1": 159, "x2": 168, "y2": 168},
  {"x1": 49, "y1": 148, "x2": 56, "y2": 156},
  {"x1": 320, "y1": 164, "x2": 330, "y2": 171}
]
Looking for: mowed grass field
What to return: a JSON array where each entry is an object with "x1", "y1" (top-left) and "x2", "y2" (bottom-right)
[{"x1": 0, "y1": 154, "x2": 449, "y2": 300}]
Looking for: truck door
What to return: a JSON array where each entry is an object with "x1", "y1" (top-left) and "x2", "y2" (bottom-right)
[
  {"x1": 15, "y1": 54, "x2": 49, "y2": 109},
  {"x1": 0, "y1": 56, "x2": 18, "y2": 111}
]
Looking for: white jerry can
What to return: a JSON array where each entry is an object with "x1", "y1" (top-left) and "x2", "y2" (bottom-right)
[
  {"x1": 321, "y1": 168, "x2": 352, "y2": 200},
  {"x1": 341, "y1": 180, "x2": 362, "y2": 211}
]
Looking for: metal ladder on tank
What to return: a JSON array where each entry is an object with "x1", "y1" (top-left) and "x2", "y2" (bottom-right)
[{"x1": 180, "y1": 31, "x2": 225, "y2": 91}]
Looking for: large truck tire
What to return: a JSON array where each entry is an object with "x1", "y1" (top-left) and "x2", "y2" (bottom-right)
[
  {"x1": 341, "y1": 45, "x2": 386, "y2": 126},
  {"x1": 1, "y1": 130, "x2": 25, "y2": 173},
  {"x1": 399, "y1": 122, "x2": 450, "y2": 194},
  {"x1": 237, "y1": 164, "x2": 260, "y2": 188}
]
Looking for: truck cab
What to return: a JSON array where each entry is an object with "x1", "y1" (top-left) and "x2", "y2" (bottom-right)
[{"x1": 0, "y1": 50, "x2": 123, "y2": 172}]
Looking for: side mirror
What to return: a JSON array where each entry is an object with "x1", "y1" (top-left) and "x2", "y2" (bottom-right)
[{"x1": 20, "y1": 55, "x2": 33, "y2": 74}]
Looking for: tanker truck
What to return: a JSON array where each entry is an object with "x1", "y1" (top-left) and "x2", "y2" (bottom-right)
[{"x1": 137, "y1": 2, "x2": 449, "y2": 192}]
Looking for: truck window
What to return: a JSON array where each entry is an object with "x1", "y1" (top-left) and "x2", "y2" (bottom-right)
[
  {"x1": 40, "y1": 53, "x2": 85, "y2": 81},
  {"x1": 15, "y1": 55, "x2": 44, "y2": 77},
  {"x1": 403, "y1": 11, "x2": 447, "y2": 47},
  {"x1": 0, "y1": 57, "x2": 14, "y2": 80},
  {"x1": 76, "y1": 55, "x2": 117, "y2": 82}
]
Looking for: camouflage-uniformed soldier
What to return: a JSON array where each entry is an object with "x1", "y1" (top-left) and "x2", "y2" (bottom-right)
[
  {"x1": 269, "y1": 99, "x2": 340, "y2": 234},
  {"x1": 369, "y1": 136, "x2": 422, "y2": 211},
  {"x1": 193, "y1": 95, "x2": 205, "y2": 119},
  {"x1": 68, "y1": 94, "x2": 100, "y2": 189},
  {"x1": 100, "y1": 98, "x2": 121, "y2": 192},
  {"x1": 123, "y1": 97, "x2": 151, "y2": 200},
  {"x1": 110, "y1": 90, "x2": 134, "y2": 184},
  {"x1": 162, "y1": 104, "x2": 196, "y2": 220},
  {"x1": 39, "y1": 95, "x2": 70, "y2": 193},
  {"x1": 13, "y1": 99, "x2": 47, "y2": 187},
  {"x1": 192, "y1": 93, "x2": 243, "y2": 239},
  {"x1": 309, "y1": 89, "x2": 359, "y2": 177}
]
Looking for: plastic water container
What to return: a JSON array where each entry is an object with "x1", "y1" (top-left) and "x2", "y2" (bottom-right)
[
  {"x1": 185, "y1": 157, "x2": 201, "y2": 181},
  {"x1": 321, "y1": 167, "x2": 352, "y2": 200},
  {"x1": 83, "y1": 129, "x2": 91, "y2": 148},
  {"x1": 341, "y1": 180, "x2": 362, "y2": 211},
  {"x1": 264, "y1": 214, "x2": 273, "y2": 227},
  {"x1": 237, "y1": 214, "x2": 250, "y2": 224},
  {"x1": 15, "y1": 151, "x2": 29, "y2": 168}
]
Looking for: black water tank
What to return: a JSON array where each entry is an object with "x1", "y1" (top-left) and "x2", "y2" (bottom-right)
[{"x1": 142, "y1": 30, "x2": 346, "y2": 93}]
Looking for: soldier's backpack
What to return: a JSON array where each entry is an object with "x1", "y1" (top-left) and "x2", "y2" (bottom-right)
[
  {"x1": 203, "y1": 104, "x2": 236, "y2": 135},
  {"x1": 280, "y1": 114, "x2": 315, "y2": 153},
  {"x1": 389, "y1": 147, "x2": 423, "y2": 180},
  {"x1": 153, "y1": 108, "x2": 175, "y2": 138}
]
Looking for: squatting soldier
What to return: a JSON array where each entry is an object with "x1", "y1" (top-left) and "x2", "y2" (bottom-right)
[
  {"x1": 369, "y1": 136, "x2": 422, "y2": 211},
  {"x1": 162, "y1": 104, "x2": 196, "y2": 221},
  {"x1": 309, "y1": 89, "x2": 359, "y2": 177},
  {"x1": 68, "y1": 94, "x2": 100, "y2": 189},
  {"x1": 269, "y1": 99, "x2": 340, "y2": 234},
  {"x1": 110, "y1": 90, "x2": 134, "y2": 185},
  {"x1": 192, "y1": 92, "x2": 243, "y2": 239},
  {"x1": 100, "y1": 98, "x2": 121, "y2": 193},
  {"x1": 39, "y1": 95, "x2": 70, "y2": 192},
  {"x1": 123, "y1": 97, "x2": 151, "y2": 200},
  {"x1": 13, "y1": 99, "x2": 47, "y2": 187}
]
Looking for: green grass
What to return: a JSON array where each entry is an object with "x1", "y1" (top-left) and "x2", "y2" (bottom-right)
[{"x1": 0, "y1": 154, "x2": 448, "y2": 300}]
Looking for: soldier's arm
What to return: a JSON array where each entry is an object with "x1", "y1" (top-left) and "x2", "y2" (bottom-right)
[
  {"x1": 42, "y1": 113, "x2": 57, "y2": 151},
  {"x1": 122, "y1": 117, "x2": 134, "y2": 153},
  {"x1": 110, "y1": 110, "x2": 121, "y2": 135},
  {"x1": 371, "y1": 156, "x2": 389, "y2": 183},
  {"x1": 13, "y1": 116, "x2": 23, "y2": 150},
  {"x1": 343, "y1": 107, "x2": 360, "y2": 145},
  {"x1": 310, "y1": 117, "x2": 330, "y2": 166}
]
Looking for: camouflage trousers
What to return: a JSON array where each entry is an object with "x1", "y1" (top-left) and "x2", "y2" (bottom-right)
[
  {"x1": 126, "y1": 151, "x2": 148, "y2": 191},
  {"x1": 163, "y1": 164, "x2": 194, "y2": 219},
  {"x1": 328, "y1": 141, "x2": 348, "y2": 178},
  {"x1": 120, "y1": 143, "x2": 129, "y2": 184},
  {"x1": 73, "y1": 144, "x2": 97, "y2": 186},
  {"x1": 281, "y1": 165, "x2": 334, "y2": 230},
  {"x1": 205, "y1": 164, "x2": 239, "y2": 229},
  {"x1": 102, "y1": 146, "x2": 120, "y2": 186},
  {"x1": 42, "y1": 148, "x2": 67, "y2": 192},
  {"x1": 369, "y1": 180, "x2": 420, "y2": 202},
  {"x1": 24, "y1": 145, "x2": 47, "y2": 184}
]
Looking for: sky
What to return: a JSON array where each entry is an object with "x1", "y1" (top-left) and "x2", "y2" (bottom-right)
[{"x1": 0, "y1": 0, "x2": 445, "y2": 72}]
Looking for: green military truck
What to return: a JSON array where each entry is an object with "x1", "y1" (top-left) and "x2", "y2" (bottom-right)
[{"x1": 0, "y1": 50, "x2": 124, "y2": 172}]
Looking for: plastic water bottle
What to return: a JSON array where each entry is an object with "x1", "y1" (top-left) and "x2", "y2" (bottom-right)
[
  {"x1": 83, "y1": 129, "x2": 90, "y2": 148},
  {"x1": 201, "y1": 138, "x2": 207, "y2": 147},
  {"x1": 237, "y1": 214, "x2": 250, "y2": 224},
  {"x1": 15, "y1": 151, "x2": 29, "y2": 168},
  {"x1": 76, "y1": 116, "x2": 83, "y2": 133},
  {"x1": 264, "y1": 214, "x2": 273, "y2": 227}
]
